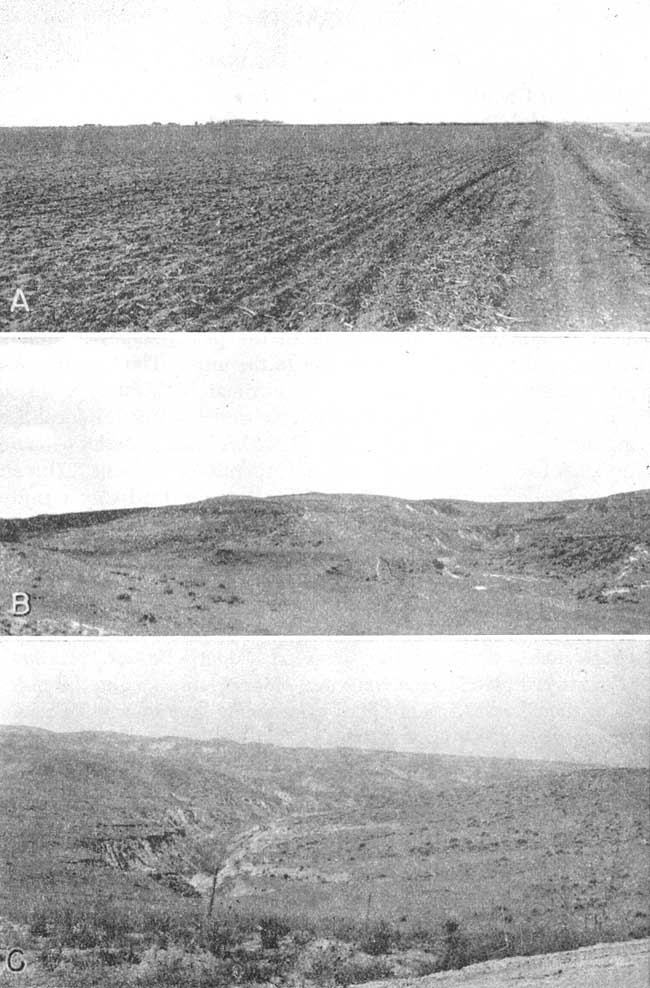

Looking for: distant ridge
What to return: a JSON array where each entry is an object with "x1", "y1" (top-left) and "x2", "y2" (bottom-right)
[
  {"x1": 0, "y1": 724, "x2": 605, "y2": 768},
  {"x1": 2, "y1": 487, "x2": 648, "y2": 533}
]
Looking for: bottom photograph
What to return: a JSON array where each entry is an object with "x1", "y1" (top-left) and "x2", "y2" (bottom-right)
[{"x1": 0, "y1": 637, "x2": 648, "y2": 988}]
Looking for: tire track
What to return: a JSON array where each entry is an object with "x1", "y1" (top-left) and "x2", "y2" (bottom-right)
[{"x1": 509, "y1": 126, "x2": 650, "y2": 330}]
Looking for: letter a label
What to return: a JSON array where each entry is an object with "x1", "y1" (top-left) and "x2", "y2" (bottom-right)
[
  {"x1": 10, "y1": 289, "x2": 29, "y2": 313},
  {"x1": 11, "y1": 591, "x2": 31, "y2": 616}
]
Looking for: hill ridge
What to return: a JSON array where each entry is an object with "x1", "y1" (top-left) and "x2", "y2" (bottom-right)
[
  {"x1": 1, "y1": 489, "x2": 648, "y2": 634},
  {"x1": 2, "y1": 486, "x2": 649, "y2": 529}
]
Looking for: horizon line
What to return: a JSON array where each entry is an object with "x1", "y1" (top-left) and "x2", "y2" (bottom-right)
[
  {"x1": 2, "y1": 118, "x2": 644, "y2": 130},
  {"x1": 1, "y1": 485, "x2": 647, "y2": 523},
  {"x1": 0, "y1": 723, "x2": 623, "y2": 771}
]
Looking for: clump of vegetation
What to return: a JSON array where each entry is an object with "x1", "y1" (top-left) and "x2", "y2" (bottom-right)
[
  {"x1": 302, "y1": 946, "x2": 392, "y2": 987},
  {"x1": 358, "y1": 918, "x2": 396, "y2": 955},
  {"x1": 203, "y1": 916, "x2": 243, "y2": 958},
  {"x1": 259, "y1": 914, "x2": 291, "y2": 949},
  {"x1": 29, "y1": 907, "x2": 49, "y2": 938},
  {"x1": 133, "y1": 945, "x2": 228, "y2": 987},
  {"x1": 37, "y1": 943, "x2": 63, "y2": 972},
  {"x1": 441, "y1": 918, "x2": 468, "y2": 969},
  {"x1": 335, "y1": 956, "x2": 393, "y2": 985},
  {"x1": 29, "y1": 899, "x2": 131, "y2": 950},
  {"x1": 23, "y1": 894, "x2": 650, "y2": 987}
]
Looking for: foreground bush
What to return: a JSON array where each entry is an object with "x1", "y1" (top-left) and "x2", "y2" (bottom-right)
[
  {"x1": 27, "y1": 897, "x2": 648, "y2": 987},
  {"x1": 259, "y1": 914, "x2": 291, "y2": 949},
  {"x1": 358, "y1": 918, "x2": 396, "y2": 955},
  {"x1": 133, "y1": 946, "x2": 230, "y2": 987},
  {"x1": 441, "y1": 918, "x2": 468, "y2": 969},
  {"x1": 29, "y1": 900, "x2": 131, "y2": 949}
]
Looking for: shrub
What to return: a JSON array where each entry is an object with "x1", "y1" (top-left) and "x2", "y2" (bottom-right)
[
  {"x1": 204, "y1": 917, "x2": 243, "y2": 958},
  {"x1": 406, "y1": 925, "x2": 438, "y2": 950},
  {"x1": 412, "y1": 955, "x2": 444, "y2": 977},
  {"x1": 319, "y1": 916, "x2": 362, "y2": 942},
  {"x1": 334, "y1": 956, "x2": 393, "y2": 985},
  {"x1": 441, "y1": 919, "x2": 468, "y2": 970},
  {"x1": 38, "y1": 944, "x2": 62, "y2": 971},
  {"x1": 32, "y1": 899, "x2": 133, "y2": 951},
  {"x1": 29, "y1": 906, "x2": 49, "y2": 938},
  {"x1": 359, "y1": 918, "x2": 395, "y2": 955},
  {"x1": 259, "y1": 915, "x2": 290, "y2": 949},
  {"x1": 302, "y1": 947, "x2": 344, "y2": 986},
  {"x1": 301, "y1": 943, "x2": 393, "y2": 987},
  {"x1": 238, "y1": 953, "x2": 289, "y2": 983},
  {"x1": 133, "y1": 945, "x2": 229, "y2": 987}
]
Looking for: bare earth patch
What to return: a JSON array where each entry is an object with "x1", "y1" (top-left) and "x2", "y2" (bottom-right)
[{"x1": 359, "y1": 938, "x2": 650, "y2": 988}]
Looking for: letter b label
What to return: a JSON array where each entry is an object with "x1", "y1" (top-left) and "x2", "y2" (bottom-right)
[{"x1": 11, "y1": 592, "x2": 31, "y2": 616}]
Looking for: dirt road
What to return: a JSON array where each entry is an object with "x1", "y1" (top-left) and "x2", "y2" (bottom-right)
[
  {"x1": 512, "y1": 127, "x2": 650, "y2": 330},
  {"x1": 362, "y1": 938, "x2": 650, "y2": 988}
]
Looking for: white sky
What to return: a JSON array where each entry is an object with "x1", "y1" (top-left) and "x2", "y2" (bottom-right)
[
  {"x1": 1, "y1": 638, "x2": 648, "y2": 767},
  {"x1": 1, "y1": 334, "x2": 648, "y2": 517},
  {"x1": 2, "y1": 0, "x2": 649, "y2": 126}
]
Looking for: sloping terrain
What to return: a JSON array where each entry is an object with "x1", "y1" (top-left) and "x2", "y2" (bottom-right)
[
  {"x1": 363, "y1": 939, "x2": 650, "y2": 988},
  {"x1": 1, "y1": 490, "x2": 648, "y2": 634},
  {"x1": 2, "y1": 122, "x2": 648, "y2": 331},
  {"x1": 0, "y1": 728, "x2": 647, "y2": 987}
]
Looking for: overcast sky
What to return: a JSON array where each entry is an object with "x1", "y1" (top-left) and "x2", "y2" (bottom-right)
[
  {"x1": 1, "y1": 638, "x2": 648, "y2": 767},
  {"x1": 1, "y1": 335, "x2": 648, "y2": 517},
  {"x1": 2, "y1": 0, "x2": 649, "y2": 126}
]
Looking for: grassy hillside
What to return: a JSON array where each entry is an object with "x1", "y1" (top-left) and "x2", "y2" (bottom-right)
[
  {"x1": 2, "y1": 489, "x2": 649, "y2": 634},
  {"x1": 0, "y1": 727, "x2": 647, "y2": 986}
]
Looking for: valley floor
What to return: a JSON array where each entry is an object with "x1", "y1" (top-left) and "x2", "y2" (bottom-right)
[{"x1": 2, "y1": 491, "x2": 648, "y2": 635}]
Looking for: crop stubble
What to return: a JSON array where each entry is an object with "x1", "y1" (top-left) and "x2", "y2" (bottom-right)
[{"x1": 1, "y1": 123, "x2": 556, "y2": 331}]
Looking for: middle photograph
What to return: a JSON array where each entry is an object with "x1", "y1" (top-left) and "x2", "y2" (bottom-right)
[{"x1": 1, "y1": 333, "x2": 648, "y2": 636}]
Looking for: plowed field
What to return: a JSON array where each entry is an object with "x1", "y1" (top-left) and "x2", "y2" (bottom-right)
[{"x1": 2, "y1": 122, "x2": 649, "y2": 331}]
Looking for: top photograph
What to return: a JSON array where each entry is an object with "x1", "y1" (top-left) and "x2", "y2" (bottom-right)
[{"x1": 2, "y1": 0, "x2": 649, "y2": 333}]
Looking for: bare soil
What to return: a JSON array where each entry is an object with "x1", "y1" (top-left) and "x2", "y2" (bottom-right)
[
  {"x1": 2, "y1": 123, "x2": 648, "y2": 331},
  {"x1": 362, "y1": 939, "x2": 650, "y2": 988},
  {"x1": 509, "y1": 127, "x2": 650, "y2": 329}
]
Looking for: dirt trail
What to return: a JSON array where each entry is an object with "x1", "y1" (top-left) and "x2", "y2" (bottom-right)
[
  {"x1": 512, "y1": 128, "x2": 650, "y2": 330},
  {"x1": 360, "y1": 938, "x2": 650, "y2": 988}
]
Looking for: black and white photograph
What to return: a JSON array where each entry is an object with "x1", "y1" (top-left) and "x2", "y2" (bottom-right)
[
  {"x1": 2, "y1": 0, "x2": 649, "y2": 332},
  {"x1": 2, "y1": 2, "x2": 649, "y2": 986},
  {"x1": 0, "y1": 637, "x2": 648, "y2": 987},
  {"x1": 1, "y1": 334, "x2": 649, "y2": 636}
]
